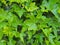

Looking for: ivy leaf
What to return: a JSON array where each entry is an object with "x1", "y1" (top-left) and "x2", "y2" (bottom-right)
[
  {"x1": 42, "y1": 28, "x2": 52, "y2": 37},
  {"x1": 0, "y1": 40, "x2": 6, "y2": 45},
  {"x1": 58, "y1": 9, "x2": 60, "y2": 14},
  {"x1": 24, "y1": 20, "x2": 37, "y2": 30},
  {"x1": 0, "y1": 30, "x2": 3, "y2": 40},
  {"x1": 19, "y1": 33, "x2": 25, "y2": 43},
  {"x1": 25, "y1": 2, "x2": 38, "y2": 11},
  {"x1": 8, "y1": 38, "x2": 16, "y2": 45},
  {"x1": 12, "y1": 4, "x2": 25, "y2": 18},
  {"x1": 28, "y1": 23, "x2": 37, "y2": 30},
  {"x1": 48, "y1": 34, "x2": 55, "y2": 45}
]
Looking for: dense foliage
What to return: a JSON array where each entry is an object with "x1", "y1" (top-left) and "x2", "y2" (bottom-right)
[{"x1": 0, "y1": 0, "x2": 60, "y2": 45}]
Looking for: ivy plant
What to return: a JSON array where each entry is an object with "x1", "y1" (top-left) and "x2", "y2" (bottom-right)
[{"x1": 0, "y1": 0, "x2": 60, "y2": 45}]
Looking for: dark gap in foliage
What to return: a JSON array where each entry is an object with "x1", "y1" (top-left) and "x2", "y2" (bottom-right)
[
  {"x1": 26, "y1": 12, "x2": 31, "y2": 14},
  {"x1": 24, "y1": 30, "x2": 28, "y2": 33},
  {"x1": 21, "y1": 14, "x2": 29, "y2": 22},
  {"x1": 51, "y1": 32, "x2": 54, "y2": 35},
  {"x1": 43, "y1": 28, "x2": 45, "y2": 29},
  {"x1": 34, "y1": 15, "x2": 37, "y2": 17},
  {"x1": 43, "y1": 37, "x2": 48, "y2": 44},
  {"x1": 2, "y1": 34, "x2": 9, "y2": 41},
  {"x1": 6, "y1": 0, "x2": 10, "y2": 5},
  {"x1": 42, "y1": 11, "x2": 54, "y2": 18},
  {"x1": 3, "y1": 5, "x2": 11, "y2": 10},
  {"x1": 36, "y1": 21, "x2": 40, "y2": 26},
  {"x1": 56, "y1": 1, "x2": 60, "y2": 4},
  {"x1": 15, "y1": 40, "x2": 24, "y2": 45},
  {"x1": 3, "y1": 20, "x2": 8, "y2": 22},
  {"x1": 32, "y1": 37, "x2": 36, "y2": 43},
  {"x1": 58, "y1": 39, "x2": 60, "y2": 41},
  {"x1": 35, "y1": 29, "x2": 42, "y2": 34},
  {"x1": 32, "y1": 37, "x2": 36, "y2": 41},
  {"x1": 1, "y1": 4, "x2": 11, "y2": 10},
  {"x1": 27, "y1": 42, "x2": 31, "y2": 45},
  {"x1": 47, "y1": 0, "x2": 49, "y2": 2},
  {"x1": 13, "y1": 36, "x2": 23, "y2": 45},
  {"x1": 33, "y1": 11, "x2": 37, "y2": 17},
  {"x1": 53, "y1": 37, "x2": 56, "y2": 41},
  {"x1": 0, "y1": 1, "x2": 3, "y2": 7},
  {"x1": 43, "y1": 37, "x2": 45, "y2": 41},
  {"x1": 47, "y1": 24, "x2": 52, "y2": 28},
  {"x1": 32, "y1": 34, "x2": 36, "y2": 43},
  {"x1": 6, "y1": 1, "x2": 9, "y2": 3},
  {"x1": 4, "y1": 6, "x2": 11, "y2": 10},
  {"x1": 12, "y1": 12, "x2": 21, "y2": 19},
  {"x1": 13, "y1": 36, "x2": 20, "y2": 41},
  {"x1": 0, "y1": 1, "x2": 11, "y2": 10},
  {"x1": 34, "y1": 15, "x2": 37, "y2": 18},
  {"x1": 0, "y1": 2, "x2": 5, "y2": 9},
  {"x1": 49, "y1": 26, "x2": 52, "y2": 28},
  {"x1": 17, "y1": 25, "x2": 22, "y2": 33},
  {"x1": 33, "y1": 0, "x2": 43, "y2": 6},
  {"x1": 58, "y1": 27, "x2": 60, "y2": 30},
  {"x1": 11, "y1": 2, "x2": 20, "y2": 6},
  {"x1": 43, "y1": 36, "x2": 48, "y2": 40},
  {"x1": 57, "y1": 31, "x2": 60, "y2": 35},
  {"x1": 4, "y1": 1, "x2": 12, "y2": 10},
  {"x1": 24, "y1": 34, "x2": 28, "y2": 42},
  {"x1": 45, "y1": 7, "x2": 47, "y2": 9},
  {"x1": 39, "y1": 43, "x2": 41, "y2": 45},
  {"x1": 21, "y1": 15, "x2": 27, "y2": 21},
  {"x1": 36, "y1": 23, "x2": 40, "y2": 26}
]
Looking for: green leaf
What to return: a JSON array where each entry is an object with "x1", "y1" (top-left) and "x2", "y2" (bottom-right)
[
  {"x1": 48, "y1": 34, "x2": 55, "y2": 45},
  {"x1": 12, "y1": 4, "x2": 25, "y2": 18},
  {"x1": 8, "y1": 39, "x2": 16, "y2": 45},
  {"x1": 25, "y1": 2, "x2": 38, "y2": 11},
  {"x1": 0, "y1": 40, "x2": 6, "y2": 45}
]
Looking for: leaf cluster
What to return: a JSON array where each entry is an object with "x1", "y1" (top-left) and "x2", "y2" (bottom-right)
[{"x1": 0, "y1": 0, "x2": 60, "y2": 45}]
